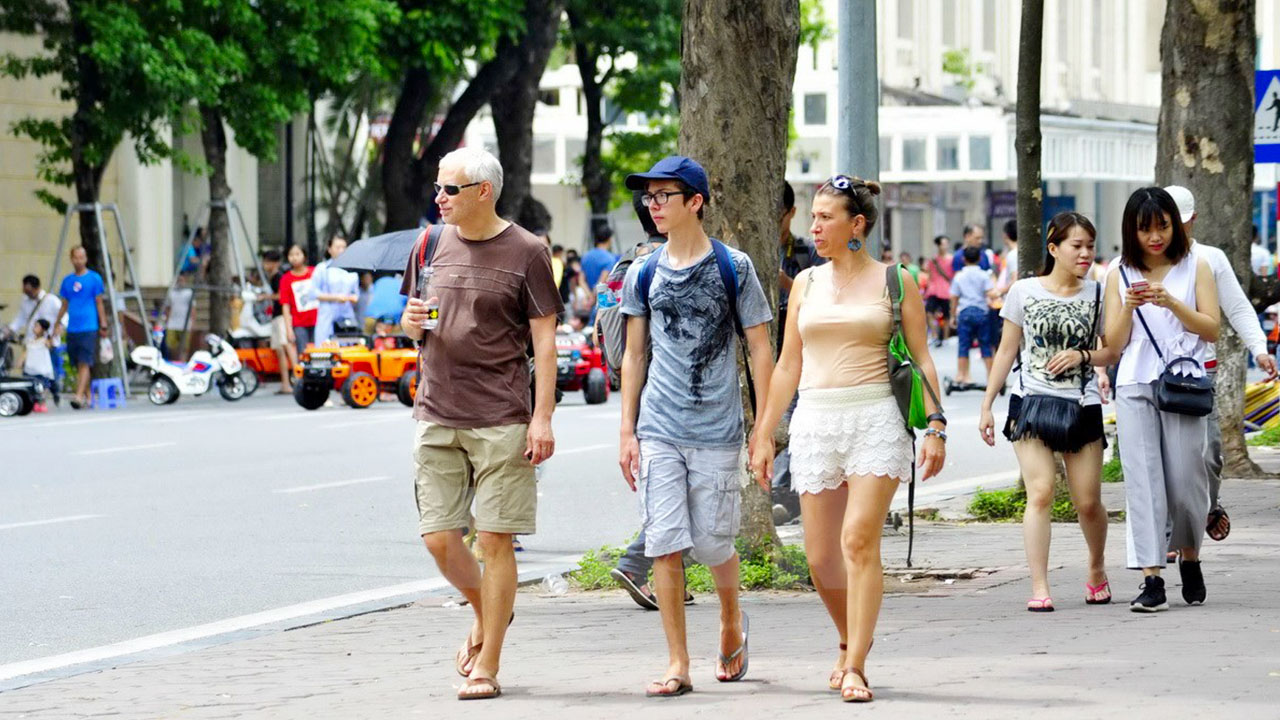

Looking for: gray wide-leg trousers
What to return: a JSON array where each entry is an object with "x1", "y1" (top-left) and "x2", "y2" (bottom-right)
[{"x1": 1116, "y1": 382, "x2": 1210, "y2": 569}]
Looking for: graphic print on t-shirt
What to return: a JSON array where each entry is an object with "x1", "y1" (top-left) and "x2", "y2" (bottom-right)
[
  {"x1": 1023, "y1": 297, "x2": 1096, "y2": 390},
  {"x1": 648, "y1": 259, "x2": 739, "y2": 403}
]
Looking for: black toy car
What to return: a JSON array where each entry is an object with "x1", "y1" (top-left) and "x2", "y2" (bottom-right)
[{"x1": 0, "y1": 375, "x2": 41, "y2": 417}]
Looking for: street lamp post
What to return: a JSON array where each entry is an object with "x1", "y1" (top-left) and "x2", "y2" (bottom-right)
[{"x1": 837, "y1": 0, "x2": 882, "y2": 251}]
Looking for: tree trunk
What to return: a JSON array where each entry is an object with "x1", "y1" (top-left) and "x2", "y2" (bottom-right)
[
  {"x1": 491, "y1": 0, "x2": 564, "y2": 224},
  {"x1": 1015, "y1": 0, "x2": 1044, "y2": 280},
  {"x1": 1155, "y1": 0, "x2": 1261, "y2": 477},
  {"x1": 679, "y1": 0, "x2": 799, "y2": 550},
  {"x1": 568, "y1": 16, "x2": 612, "y2": 233},
  {"x1": 382, "y1": 67, "x2": 435, "y2": 231},
  {"x1": 68, "y1": 3, "x2": 109, "y2": 277},
  {"x1": 200, "y1": 104, "x2": 234, "y2": 337}
]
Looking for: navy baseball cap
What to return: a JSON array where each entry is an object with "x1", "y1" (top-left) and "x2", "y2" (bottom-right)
[{"x1": 625, "y1": 156, "x2": 711, "y2": 207}]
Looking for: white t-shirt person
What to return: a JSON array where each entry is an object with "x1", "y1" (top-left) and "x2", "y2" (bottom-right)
[{"x1": 1000, "y1": 277, "x2": 1105, "y2": 405}]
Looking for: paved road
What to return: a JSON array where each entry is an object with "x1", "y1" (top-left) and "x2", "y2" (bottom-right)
[{"x1": 0, "y1": 338, "x2": 1013, "y2": 679}]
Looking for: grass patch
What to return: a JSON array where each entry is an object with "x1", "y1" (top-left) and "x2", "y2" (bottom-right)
[
  {"x1": 570, "y1": 538, "x2": 811, "y2": 592},
  {"x1": 1101, "y1": 452, "x2": 1124, "y2": 483},
  {"x1": 1247, "y1": 425, "x2": 1280, "y2": 446},
  {"x1": 968, "y1": 485, "x2": 1078, "y2": 522}
]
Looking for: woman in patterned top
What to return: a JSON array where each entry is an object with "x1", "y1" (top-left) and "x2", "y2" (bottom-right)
[{"x1": 978, "y1": 212, "x2": 1121, "y2": 612}]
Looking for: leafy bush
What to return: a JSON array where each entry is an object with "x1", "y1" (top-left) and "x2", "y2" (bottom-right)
[
  {"x1": 1102, "y1": 453, "x2": 1124, "y2": 483},
  {"x1": 968, "y1": 484, "x2": 1078, "y2": 522},
  {"x1": 1247, "y1": 425, "x2": 1280, "y2": 447},
  {"x1": 570, "y1": 537, "x2": 812, "y2": 593}
]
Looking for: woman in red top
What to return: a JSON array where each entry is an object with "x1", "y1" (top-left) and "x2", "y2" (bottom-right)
[
  {"x1": 921, "y1": 235, "x2": 955, "y2": 345},
  {"x1": 278, "y1": 245, "x2": 317, "y2": 355}
]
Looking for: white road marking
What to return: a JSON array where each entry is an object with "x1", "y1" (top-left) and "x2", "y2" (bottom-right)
[
  {"x1": 0, "y1": 553, "x2": 581, "y2": 683},
  {"x1": 0, "y1": 514, "x2": 105, "y2": 531},
  {"x1": 74, "y1": 442, "x2": 174, "y2": 456},
  {"x1": 551, "y1": 443, "x2": 614, "y2": 456},
  {"x1": 273, "y1": 476, "x2": 391, "y2": 494}
]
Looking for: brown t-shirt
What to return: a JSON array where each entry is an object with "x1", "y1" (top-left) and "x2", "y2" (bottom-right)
[{"x1": 401, "y1": 222, "x2": 563, "y2": 428}]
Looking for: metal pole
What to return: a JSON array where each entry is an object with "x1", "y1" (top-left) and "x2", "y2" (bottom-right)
[
  {"x1": 231, "y1": 199, "x2": 268, "y2": 290},
  {"x1": 48, "y1": 205, "x2": 76, "y2": 302},
  {"x1": 93, "y1": 204, "x2": 131, "y2": 392},
  {"x1": 837, "y1": 0, "x2": 882, "y2": 251}
]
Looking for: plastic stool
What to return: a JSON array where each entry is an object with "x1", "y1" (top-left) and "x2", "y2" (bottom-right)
[{"x1": 90, "y1": 378, "x2": 127, "y2": 409}]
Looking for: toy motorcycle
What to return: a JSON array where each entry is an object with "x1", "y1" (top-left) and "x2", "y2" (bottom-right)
[{"x1": 130, "y1": 333, "x2": 252, "y2": 405}]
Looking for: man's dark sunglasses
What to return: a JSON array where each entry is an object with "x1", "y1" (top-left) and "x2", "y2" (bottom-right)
[{"x1": 434, "y1": 181, "x2": 482, "y2": 196}]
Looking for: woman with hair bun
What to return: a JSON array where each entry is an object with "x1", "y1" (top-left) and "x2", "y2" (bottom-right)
[
  {"x1": 751, "y1": 175, "x2": 946, "y2": 703},
  {"x1": 979, "y1": 212, "x2": 1120, "y2": 613}
]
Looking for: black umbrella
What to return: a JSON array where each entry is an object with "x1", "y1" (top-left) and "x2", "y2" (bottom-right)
[{"x1": 329, "y1": 228, "x2": 427, "y2": 273}]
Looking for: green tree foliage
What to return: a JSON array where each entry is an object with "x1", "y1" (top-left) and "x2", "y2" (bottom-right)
[
  {"x1": 0, "y1": 1, "x2": 199, "y2": 270},
  {"x1": 379, "y1": 0, "x2": 524, "y2": 230}
]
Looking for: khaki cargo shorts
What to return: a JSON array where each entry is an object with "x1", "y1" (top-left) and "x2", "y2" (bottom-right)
[{"x1": 412, "y1": 421, "x2": 536, "y2": 536}]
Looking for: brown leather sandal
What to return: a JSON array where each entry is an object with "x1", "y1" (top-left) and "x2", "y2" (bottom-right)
[
  {"x1": 457, "y1": 676, "x2": 501, "y2": 700},
  {"x1": 840, "y1": 668, "x2": 873, "y2": 703},
  {"x1": 828, "y1": 643, "x2": 848, "y2": 690},
  {"x1": 454, "y1": 612, "x2": 515, "y2": 677}
]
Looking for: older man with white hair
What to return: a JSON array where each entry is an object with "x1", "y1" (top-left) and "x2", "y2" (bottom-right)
[
  {"x1": 400, "y1": 147, "x2": 563, "y2": 701},
  {"x1": 1163, "y1": 184, "x2": 1278, "y2": 547}
]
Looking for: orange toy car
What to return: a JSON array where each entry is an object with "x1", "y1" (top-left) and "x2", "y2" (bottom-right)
[{"x1": 292, "y1": 339, "x2": 418, "y2": 410}]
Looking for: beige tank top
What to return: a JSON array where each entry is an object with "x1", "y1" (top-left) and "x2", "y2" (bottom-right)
[{"x1": 798, "y1": 266, "x2": 892, "y2": 389}]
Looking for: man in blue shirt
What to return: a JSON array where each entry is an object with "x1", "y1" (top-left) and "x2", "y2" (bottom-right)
[
  {"x1": 580, "y1": 226, "x2": 620, "y2": 294},
  {"x1": 53, "y1": 246, "x2": 107, "y2": 409},
  {"x1": 951, "y1": 222, "x2": 995, "y2": 272}
]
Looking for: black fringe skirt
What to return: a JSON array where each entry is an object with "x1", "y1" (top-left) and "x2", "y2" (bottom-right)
[{"x1": 1007, "y1": 394, "x2": 1106, "y2": 453}]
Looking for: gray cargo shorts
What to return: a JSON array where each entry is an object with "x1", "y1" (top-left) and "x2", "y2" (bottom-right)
[{"x1": 638, "y1": 439, "x2": 741, "y2": 566}]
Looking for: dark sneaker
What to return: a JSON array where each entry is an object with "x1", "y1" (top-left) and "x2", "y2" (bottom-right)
[
  {"x1": 1130, "y1": 575, "x2": 1168, "y2": 613},
  {"x1": 1179, "y1": 560, "x2": 1206, "y2": 605}
]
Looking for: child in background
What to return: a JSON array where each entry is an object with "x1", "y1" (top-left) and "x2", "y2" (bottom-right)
[{"x1": 24, "y1": 319, "x2": 57, "y2": 411}]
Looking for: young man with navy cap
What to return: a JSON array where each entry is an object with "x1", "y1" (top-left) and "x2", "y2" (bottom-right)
[{"x1": 616, "y1": 155, "x2": 775, "y2": 697}]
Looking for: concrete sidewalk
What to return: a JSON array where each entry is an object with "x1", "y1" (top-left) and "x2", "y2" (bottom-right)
[{"x1": 4, "y1": 471, "x2": 1280, "y2": 718}]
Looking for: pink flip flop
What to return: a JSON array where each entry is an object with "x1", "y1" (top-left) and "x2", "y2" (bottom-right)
[
  {"x1": 1085, "y1": 580, "x2": 1112, "y2": 605},
  {"x1": 1027, "y1": 597, "x2": 1055, "y2": 612}
]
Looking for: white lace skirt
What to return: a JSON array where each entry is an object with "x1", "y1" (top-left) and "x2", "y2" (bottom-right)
[{"x1": 789, "y1": 383, "x2": 914, "y2": 494}]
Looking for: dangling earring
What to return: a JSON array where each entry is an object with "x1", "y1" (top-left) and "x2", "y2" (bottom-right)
[{"x1": 847, "y1": 238, "x2": 863, "y2": 252}]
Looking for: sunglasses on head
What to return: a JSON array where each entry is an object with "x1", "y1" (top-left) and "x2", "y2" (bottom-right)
[{"x1": 434, "y1": 181, "x2": 482, "y2": 196}]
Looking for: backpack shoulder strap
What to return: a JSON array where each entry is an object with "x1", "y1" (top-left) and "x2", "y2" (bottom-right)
[
  {"x1": 637, "y1": 246, "x2": 662, "y2": 311},
  {"x1": 417, "y1": 224, "x2": 444, "y2": 274},
  {"x1": 710, "y1": 240, "x2": 743, "y2": 337}
]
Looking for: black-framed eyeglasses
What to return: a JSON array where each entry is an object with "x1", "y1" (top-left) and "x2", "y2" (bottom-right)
[
  {"x1": 434, "y1": 181, "x2": 482, "y2": 196},
  {"x1": 641, "y1": 190, "x2": 693, "y2": 207}
]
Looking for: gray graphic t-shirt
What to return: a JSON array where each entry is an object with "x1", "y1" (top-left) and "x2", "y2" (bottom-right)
[
  {"x1": 621, "y1": 243, "x2": 772, "y2": 448},
  {"x1": 1000, "y1": 278, "x2": 1104, "y2": 405}
]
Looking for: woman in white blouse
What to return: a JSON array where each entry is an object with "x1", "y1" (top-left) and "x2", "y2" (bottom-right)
[{"x1": 1104, "y1": 187, "x2": 1219, "y2": 613}]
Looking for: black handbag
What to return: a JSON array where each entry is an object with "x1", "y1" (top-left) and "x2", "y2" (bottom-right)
[{"x1": 1121, "y1": 269, "x2": 1214, "y2": 417}]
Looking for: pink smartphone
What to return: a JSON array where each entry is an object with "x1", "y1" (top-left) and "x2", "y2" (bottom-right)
[{"x1": 1130, "y1": 280, "x2": 1149, "y2": 294}]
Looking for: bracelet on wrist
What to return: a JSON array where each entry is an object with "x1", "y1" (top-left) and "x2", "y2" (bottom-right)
[
  {"x1": 923, "y1": 427, "x2": 947, "y2": 442},
  {"x1": 926, "y1": 412, "x2": 947, "y2": 427}
]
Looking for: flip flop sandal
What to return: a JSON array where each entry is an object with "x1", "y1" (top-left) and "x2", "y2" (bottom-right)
[
  {"x1": 1085, "y1": 580, "x2": 1112, "y2": 605},
  {"x1": 610, "y1": 568, "x2": 660, "y2": 611},
  {"x1": 717, "y1": 610, "x2": 749, "y2": 682},
  {"x1": 1206, "y1": 506, "x2": 1231, "y2": 541},
  {"x1": 646, "y1": 676, "x2": 693, "y2": 697},
  {"x1": 1027, "y1": 597, "x2": 1055, "y2": 612},
  {"x1": 454, "y1": 612, "x2": 515, "y2": 677},
  {"x1": 840, "y1": 668, "x2": 873, "y2": 703},
  {"x1": 457, "y1": 676, "x2": 501, "y2": 700}
]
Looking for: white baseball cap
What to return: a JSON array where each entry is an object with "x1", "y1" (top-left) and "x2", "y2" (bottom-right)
[{"x1": 1163, "y1": 185, "x2": 1195, "y2": 224}]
